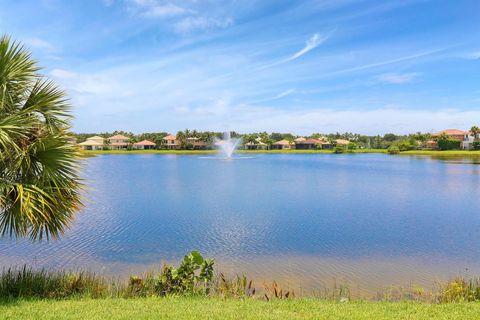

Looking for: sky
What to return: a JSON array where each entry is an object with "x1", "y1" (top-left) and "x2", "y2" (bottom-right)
[{"x1": 0, "y1": 0, "x2": 479, "y2": 135}]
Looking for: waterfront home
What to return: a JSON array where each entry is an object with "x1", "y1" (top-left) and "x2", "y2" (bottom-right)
[
  {"x1": 78, "y1": 139, "x2": 103, "y2": 150},
  {"x1": 295, "y1": 138, "x2": 331, "y2": 150},
  {"x1": 163, "y1": 134, "x2": 179, "y2": 149},
  {"x1": 272, "y1": 139, "x2": 293, "y2": 150},
  {"x1": 335, "y1": 139, "x2": 350, "y2": 146},
  {"x1": 87, "y1": 136, "x2": 105, "y2": 144},
  {"x1": 133, "y1": 140, "x2": 156, "y2": 150},
  {"x1": 431, "y1": 129, "x2": 471, "y2": 149},
  {"x1": 294, "y1": 137, "x2": 306, "y2": 143},
  {"x1": 108, "y1": 134, "x2": 130, "y2": 150},
  {"x1": 245, "y1": 138, "x2": 268, "y2": 150},
  {"x1": 186, "y1": 137, "x2": 209, "y2": 150}
]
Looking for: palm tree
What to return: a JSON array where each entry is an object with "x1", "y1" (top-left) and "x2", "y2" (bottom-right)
[
  {"x1": 470, "y1": 126, "x2": 480, "y2": 141},
  {"x1": 0, "y1": 35, "x2": 83, "y2": 241}
]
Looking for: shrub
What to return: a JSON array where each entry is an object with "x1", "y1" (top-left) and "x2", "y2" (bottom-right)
[
  {"x1": 396, "y1": 139, "x2": 415, "y2": 151},
  {"x1": 472, "y1": 141, "x2": 480, "y2": 150},
  {"x1": 127, "y1": 251, "x2": 215, "y2": 297},
  {"x1": 387, "y1": 146, "x2": 400, "y2": 154},
  {"x1": 333, "y1": 145, "x2": 346, "y2": 154},
  {"x1": 347, "y1": 142, "x2": 357, "y2": 150},
  {"x1": 437, "y1": 138, "x2": 461, "y2": 150}
]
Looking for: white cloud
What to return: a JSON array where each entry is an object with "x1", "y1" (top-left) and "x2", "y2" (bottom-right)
[
  {"x1": 50, "y1": 68, "x2": 77, "y2": 79},
  {"x1": 276, "y1": 89, "x2": 295, "y2": 99},
  {"x1": 260, "y1": 32, "x2": 332, "y2": 69},
  {"x1": 174, "y1": 17, "x2": 233, "y2": 34},
  {"x1": 378, "y1": 73, "x2": 419, "y2": 84},
  {"x1": 131, "y1": 0, "x2": 188, "y2": 17},
  {"x1": 23, "y1": 37, "x2": 55, "y2": 51},
  {"x1": 287, "y1": 33, "x2": 327, "y2": 62}
]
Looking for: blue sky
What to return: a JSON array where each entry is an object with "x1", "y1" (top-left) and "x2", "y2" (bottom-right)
[{"x1": 1, "y1": 0, "x2": 479, "y2": 134}]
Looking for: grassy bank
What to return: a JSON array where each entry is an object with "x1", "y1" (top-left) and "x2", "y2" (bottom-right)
[
  {"x1": 80, "y1": 149, "x2": 480, "y2": 156},
  {"x1": 2, "y1": 297, "x2": 480, "y2": 320}
]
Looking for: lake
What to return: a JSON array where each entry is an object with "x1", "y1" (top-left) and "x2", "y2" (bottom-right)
[{"x1": 2, "y1": 154, "x2": 480, "y2": 296}]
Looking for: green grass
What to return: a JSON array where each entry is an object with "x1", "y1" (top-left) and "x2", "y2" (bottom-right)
[
  {"x1": 400, "y1": 150, "x2": 480, "y2": 156},
  {"x1": 1, "y1": 297, "x2": 479, "y2": 320}
]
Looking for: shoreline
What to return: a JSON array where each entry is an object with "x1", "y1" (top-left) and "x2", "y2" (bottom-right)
[{"x1": 80, "y1": 149, "x2": 480, "y2": 156}]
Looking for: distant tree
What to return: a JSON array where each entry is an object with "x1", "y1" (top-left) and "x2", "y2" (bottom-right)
[
  {"x1": 471, "y1": 126, "x2": 480, "y2": 141},
  {"x1": 383, "y1": 133, "x2": 397, "y2": 142}
]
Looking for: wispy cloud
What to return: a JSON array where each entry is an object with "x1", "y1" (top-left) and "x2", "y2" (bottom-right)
[
  {"x1": 286, "y1": 33, "x2": 328, "y2": 62},
  {"x1": 131, "y1": 0, "x2": 188, "y2": 17},
  {"x1": 378, "y1": 73, "x2": 419, "y2": 84},
  {"x1": 260, "y1": 32, "x2": 333, "y2": 69},
  {"x1": 464, "y1": 52, "x2": 480, "y2": 60},
  {"x1": 50, "y1": 68, "x2": 77, "y2": 79},
  {"x1": 322, "y1": 48, "x2": 445, "y2": 77},
  {"x1": 23, "y1": 37, "x2": 56, "y2": 51},
  {"x1": 174, "y1": 17, "x2": 234, "y2": 34}
]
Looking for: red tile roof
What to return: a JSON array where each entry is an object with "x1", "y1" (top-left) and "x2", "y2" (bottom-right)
[
  {"x1": 431, "y1": 129, "x2": 469, "y2": 136},
  {"x1": 273, "y1": 139, "x2": 292, "y2": 145},
  {"x1": 163, "y1": 134, "x2": 177, "y2": 140},
  {"x1": 108, "y1": 134, "x2": 130, "y2": 140},
  {"x1": 134, "y1": 140, "x2": 156, "y2": 146}
]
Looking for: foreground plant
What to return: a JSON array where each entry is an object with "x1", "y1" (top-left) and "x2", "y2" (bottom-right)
[{"x1": 0, "y1": 35, "x2": 82, "y2": 240}]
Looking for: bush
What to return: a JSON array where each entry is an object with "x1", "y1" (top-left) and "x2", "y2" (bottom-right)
[
  {"x1": 127, "y1": 251, "x2": 214, "y2": 297},
  {"x1": 333, "y1": 145, "x2": 346, "y2": 153},
  {"x1": 396, "y1": 139, "x2": 415, "y2": 151},
  {"x1": 472, "y1": 141, "x2": 480, "y2": 150},
  {"x1": 387, "y1": 146, "x2": 400, "y2": 154},
  {"x1": 347, "y1": 142, "x2": 357, "y2": 151},
  {"x1": 437, "y1": 138, "x2": 461, "y2": 150}
]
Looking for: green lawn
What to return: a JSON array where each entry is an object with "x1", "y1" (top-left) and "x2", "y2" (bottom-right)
[{"x1": 1, "y1": 298, "x2": 479, "y2": 320}]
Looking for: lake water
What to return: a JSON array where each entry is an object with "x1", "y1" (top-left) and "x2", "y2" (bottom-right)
[{"x1": 2, "y1": 154, "x2": 480, "y2": 296}]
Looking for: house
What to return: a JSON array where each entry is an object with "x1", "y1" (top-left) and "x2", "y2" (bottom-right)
[
  {"x1": 86, "y1": 136, "x2": 105, "y2": 144},
  {"x1": 108, "y1": 134, "x2": 130, "y2": 150},
  {"x1": 272, "y1": 139, "x2": 293, "y2": 150},
  {"x1": 78, "y1": 139, "x2": 103, "y2": 150},
  {"x1": 431, "y1": 129, "x2": 471, "y2": 149},
  {"x1": 335, "y1": 139, "x2": 350, "y2": 146},
  {"x1": 163, "y1": 134, "x2": 179, "y2": 149},
  {"x1": 295, "y1": 138, "x2": 331, "y2": 150},
  {"x1": 294, "y1": 137, "x2": 306, "y2": 143},
  {"x1": 186, "y1": 137, "x2": 209, "y2": 150},
  {"x1": 78, "y1": 136, "x2": 105, "y2": 150},
  {"x1": 133, "y1": 140, "x2": 156, "y2": 150},
  {"x1": 244, "y1": 138, "x2": 268, "y2": 150}
]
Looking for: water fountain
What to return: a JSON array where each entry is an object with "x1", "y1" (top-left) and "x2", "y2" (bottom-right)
[{"x1": 214, "y1": 132, "x2": 242, "y2": 158}]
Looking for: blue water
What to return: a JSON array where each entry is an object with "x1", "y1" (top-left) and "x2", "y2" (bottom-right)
[{"x1": 2, "y1": 154, "x2": 480, "y2": 293}]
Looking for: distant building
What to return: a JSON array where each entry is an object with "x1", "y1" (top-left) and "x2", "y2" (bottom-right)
[
  {"x1": 431, "y1": 129, "x2": 471, "y2": 149},
  {"x1": 108, "y1": 134, "x2": 130, "y2": 150},
  {"x1": 295, "y1": 138, "x2": 331, "y2": 150},
  {"x1": 163, "y1": 134, "x2": 179, "y2": 149},
  {"x1": 335, "y1": 139, "x2": 350, "y2": 146},
  {"x1": 186, "y1": 137, "x2": 209, "y2": 150},
  {"x1": 272, "y1": 139, "x2": 293, "y2": 150},
  {"x1": 78, "y1": 139, "x2": 103, "y2": 150},
  {"x1": 245, "y1": 138, "x2": 268, "y2": 150},
  {"x1": 133, "y1": 140, "x2": 156, "y2": 150}
]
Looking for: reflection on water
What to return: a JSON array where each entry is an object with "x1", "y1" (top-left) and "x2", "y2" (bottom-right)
[{"x1": 1, "y1": 154, "x2": 480, "y2": 296}]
